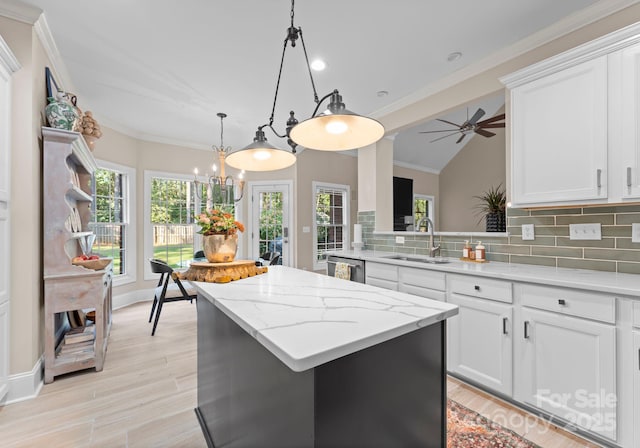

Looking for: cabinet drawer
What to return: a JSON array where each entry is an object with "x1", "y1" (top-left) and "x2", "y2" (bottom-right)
[
  {"x1": 633, "y1": 302, "x2": 640, "y2": 328},
  {"x1": 399, "y1": 284, "x2": 445, "y2": 301},
  {"x1": 366, "y1": 277, "x2": 398, "y2": 291},
  {"x1": 449, "y1": 275, "x2": 512, "y2": 304},
  {"x1": 366, "y1": 262, "x2": 398, "y2": 282},
  {"x1": 520, "y1": 284, "x2": 615, "y2": 324},
  {"x1": 399, "y1": 267, "x2": 445, "y2": 291}
]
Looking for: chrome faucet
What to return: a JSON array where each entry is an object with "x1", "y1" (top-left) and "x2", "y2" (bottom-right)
[{"x1": 418, "y1": 217, "x2": 441, "y2": 258}]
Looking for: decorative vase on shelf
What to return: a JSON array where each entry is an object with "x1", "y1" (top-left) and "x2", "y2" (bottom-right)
[
  {"x1": 203, "y1": 233, "x2": 238, "y2": 263},
  {"x1": 45, "y1": 91, "x2": 81, "y2": 131}
]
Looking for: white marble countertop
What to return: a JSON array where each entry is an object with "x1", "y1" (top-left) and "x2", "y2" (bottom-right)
[
  {"x1": 194, "y1": 266, "x2": 458, "y2": 372},
  {"x1": 329, "y1": 250, "x2": 640, "y2": 298}
]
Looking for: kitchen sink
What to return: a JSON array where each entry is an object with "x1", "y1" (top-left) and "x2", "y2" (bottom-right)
[{"x1": 383, "y1": 255, "x2": 450, "y2": 264}]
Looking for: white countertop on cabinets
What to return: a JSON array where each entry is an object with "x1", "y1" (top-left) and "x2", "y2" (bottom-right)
[
  {"x1": 329, "y1": 250, "x2": 640, "y2": 298},
  {"x1": 194, "y1": 266, "x2": 458, "y2": 372}
]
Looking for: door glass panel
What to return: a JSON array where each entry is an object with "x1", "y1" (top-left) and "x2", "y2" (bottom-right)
[{"x1": 258, "y1": 191, "x2": 283, "y2": 264}]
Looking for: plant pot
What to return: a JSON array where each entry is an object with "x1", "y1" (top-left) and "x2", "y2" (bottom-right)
[
  {"x1": 485, "y1": 212, "x2": 505, "y2": 232},
  {"x1": 203, "y1": 233, "x2": 238, "y2": 263}
]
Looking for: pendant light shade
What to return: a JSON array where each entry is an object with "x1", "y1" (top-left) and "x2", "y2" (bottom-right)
[
  {"x1": 226, "y1": 128, "x2": 297, "y2": 172},
  {"x1": 289, "y1": 90, "x2": 384, "y2": 151}
]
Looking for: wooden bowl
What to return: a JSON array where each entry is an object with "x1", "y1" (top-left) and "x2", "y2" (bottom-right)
[{"x1": 72, "y1": 257, "x2": 112, "y2": 271}]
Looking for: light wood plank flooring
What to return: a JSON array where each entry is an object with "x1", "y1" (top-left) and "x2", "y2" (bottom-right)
[{"x1": 0, "y1": 301, "x2": 601, "y2": 447}]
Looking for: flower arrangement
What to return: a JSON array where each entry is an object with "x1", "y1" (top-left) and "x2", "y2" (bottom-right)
[{"x1": 196, "y1": 209, "x2": 245, "y2": 236}]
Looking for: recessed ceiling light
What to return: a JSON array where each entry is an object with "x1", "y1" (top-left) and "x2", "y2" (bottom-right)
[
  {"x1": 447, "y1": 52, "x2": 462, "y2": 62},
  {"x1": 310, "y1": 59, "x2": 326, "y2": 71},
  {"x1": 377, "y1": 90, "x2": 389, "y2": 97}
]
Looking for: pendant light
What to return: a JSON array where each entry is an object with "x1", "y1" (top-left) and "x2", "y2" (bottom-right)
[
  {"x1": 228, "y1": 0, "x2": 384, "y2": 170},
  {"x1": 289, "y1": 90, "x2": 385, "y2": 151}
]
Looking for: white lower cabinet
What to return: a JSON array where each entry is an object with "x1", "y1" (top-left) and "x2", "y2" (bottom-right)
[
  {"x1": 0, "y1": 300, "x2": 8, "y2": 401},
  {"x1": 448, "y1": 293, "x2": 513, "y2": 396},
  {"x1": 365, "y1": 262, "x2": 398, "y2": 290},
  {"x1": 518, "y1": 307, "x2": 617, "y2": 441},
  {"x1": 634, "y1": 331, "x2": 640, "y2": 447}
]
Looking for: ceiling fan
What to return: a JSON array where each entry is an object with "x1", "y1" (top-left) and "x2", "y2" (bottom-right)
[{"x1": 419, "y1": 108, "x2": 505, "y2": 144}]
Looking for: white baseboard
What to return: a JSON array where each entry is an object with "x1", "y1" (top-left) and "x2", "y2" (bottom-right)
[
  {"x1": 2, "y1": 356, "x2": 43, "y2": 405},
  {"x1": 1, "y1": 290, "x2": 154, "y2": 406},
  {"x1": 112, "y1": 288, "x2": 154, "y2": 310}
]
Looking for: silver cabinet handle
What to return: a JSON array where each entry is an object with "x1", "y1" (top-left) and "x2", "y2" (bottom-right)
[
  {"x1": 524, "y1": 321, "x2": 530, "y2": 339},
  {"x1": 502, "y1": 317, "x2": 508, "y2": 335},
  {"x1": 628, "y1": 167, "x2": 632, "y2": 188},
  {"x1": 597, "y1": 169, "x2": 602, "y2": 188}
]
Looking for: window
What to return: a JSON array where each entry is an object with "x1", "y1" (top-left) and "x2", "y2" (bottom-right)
[
  {"x1": 143, "y1": 171, "x2": 240, "y2": 278},
  {"x1": 414, "y1": 194, "x2": 435, "y2": 231},
  {"x1": 313, "y1": 182, "x2": 350, "y2": 270},
  {"x1": 91, "y1": 161, "x2": 136, "y2": 285}
]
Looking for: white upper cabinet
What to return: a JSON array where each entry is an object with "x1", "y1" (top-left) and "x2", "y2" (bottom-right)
[
  {"x1": 612, "y1": 42, "x2": 640, "y2": 199},
  {"x1": 502, "y1": 23, "x2": 640, "y2": 207},
  {"x1": 510, "y1": 57, "x2": 608, "y2": 207}
]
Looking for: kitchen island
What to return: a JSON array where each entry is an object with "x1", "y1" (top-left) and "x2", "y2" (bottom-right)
[{"x1": 194, "y1": 266, "x2": 458, "y2": 448}]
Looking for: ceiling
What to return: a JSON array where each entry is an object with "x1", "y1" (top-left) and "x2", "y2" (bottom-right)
[{"x1": 7, "y1": 0, "x2": 623, "y2": 170}]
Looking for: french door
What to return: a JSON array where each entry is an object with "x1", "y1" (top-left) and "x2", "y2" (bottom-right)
[{"x1": 249, "y1": 181, "x2": 293, "y2": 266}]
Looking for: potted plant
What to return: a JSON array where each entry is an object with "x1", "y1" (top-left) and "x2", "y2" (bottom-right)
[
  {"x1": 474, "y1": 184, "x2": 506, "y2": 232},
  {"x1": 195, "y1": 209, "x2": 245, "y2": 263}
]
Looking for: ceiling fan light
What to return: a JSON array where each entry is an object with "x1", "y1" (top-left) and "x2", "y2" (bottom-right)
[{"x1": 226, "y1": 129, "x2": 296, "y2": 172}]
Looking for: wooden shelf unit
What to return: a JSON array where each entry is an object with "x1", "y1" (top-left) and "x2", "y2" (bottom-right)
[{"x1": 42, "y1": 127, "x2": 113, "y2": 384}]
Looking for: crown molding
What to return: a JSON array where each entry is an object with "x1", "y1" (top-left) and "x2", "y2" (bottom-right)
[
  {"x1": 372, "y1": 0, "x2": 639, "y2": 121},
  {"x1": 0, "y1": 34, "x2": 21, "y2": 76},
  {"x1": 32, "y1": 14, "x2": 77, "y2": 94},
  {"x1": 0, "y1": 1, "x2": 41, "y2": 24},
  {"x1": 501, "y1": 21, "x2": 640, "y2": 87}
]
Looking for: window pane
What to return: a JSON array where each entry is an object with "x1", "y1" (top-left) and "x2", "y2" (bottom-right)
[
  {"x1": 92, "y1": 168, "x2": 127, "y2": 276},
  {"x1": 315, "y1": 186, "x2": 348, "y2": 264},
  {"x1": 151, "y1": 177, "x2": 199, "y2": 268}
]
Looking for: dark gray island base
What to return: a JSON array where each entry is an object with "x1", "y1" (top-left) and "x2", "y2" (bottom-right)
[{"x1": 195, "y1": 293, "x2": 447, "y2": 448}]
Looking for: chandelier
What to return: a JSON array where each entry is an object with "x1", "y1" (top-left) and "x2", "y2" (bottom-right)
[
  {"x1": 193, "y1": 113, "x2": 245, "y2": 204},
  {"x1": 224, "y1": 0, "x2": 385, "y2": 172}
]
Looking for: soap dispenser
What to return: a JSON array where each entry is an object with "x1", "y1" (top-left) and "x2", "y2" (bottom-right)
[
  {"x1": 475, "y1": 241, "x2": 486, "y2": 261},
  {"x1": 463, "y1": 240, "x2": 471, "y2": 259}
]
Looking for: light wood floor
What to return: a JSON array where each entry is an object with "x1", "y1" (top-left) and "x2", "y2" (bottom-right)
[{"x1": 0, "y1": 301, "x2": 602, "y2": 447}]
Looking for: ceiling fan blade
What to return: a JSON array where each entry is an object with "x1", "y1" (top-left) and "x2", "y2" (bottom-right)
[
  {"x1": 479, "y1": 123, "x2": 505, "y2": 129},
  {"x1": 477, "y1": 113, "x2": 505, "y2": 126},
  {"x1": 429, "y1": 131, "x2": 461, "y2": 143},
  {"x1": 475, "y1": 129, "x2": 496, "y2": 138},
  {"x1": 468, "y1": 108, "x2": 486, "y2": 125},
  {"x1": 436, "y1": 118, "x2": 462, "y2": 128},
  {"x1": 419, "y1": 129, "x2": 460, "y2": 134},
  {"x1": 456, "y1": 134, "x2": 466, "y2": 144}
]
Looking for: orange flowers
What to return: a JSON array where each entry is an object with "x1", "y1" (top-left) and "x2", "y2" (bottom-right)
[{"x1": 195, "y1": 209, "x2": 245, "y2": 236}]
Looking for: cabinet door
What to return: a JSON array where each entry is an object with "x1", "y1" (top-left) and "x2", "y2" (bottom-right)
[
  {"x1": 447, "y1": 293, "x2": 512, "y2": 396},
  {"x1": 0, "y1": 301, "x2": 8, "y2": 401},
  {"x1": 634, "y1": 332, "x2": 640, "y2": 448},
  {"x1": 520, "y1": 308, "x2": 616, "y2": 440},
  {"x1": 617, "y1": 43, "x2": 640, "y2": 199},
  {"x1": 510, "y1": 56, "x2": 608, "y2": 207}
]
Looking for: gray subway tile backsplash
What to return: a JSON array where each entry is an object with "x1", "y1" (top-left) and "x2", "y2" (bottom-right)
[{"x1": 358, "y1": 206, "x2": 640, "y2": 274}]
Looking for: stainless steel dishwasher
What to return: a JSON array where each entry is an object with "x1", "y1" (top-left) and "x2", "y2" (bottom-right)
[{"x1": 327, "y1": 255, "x2": 365, "y2": 283}]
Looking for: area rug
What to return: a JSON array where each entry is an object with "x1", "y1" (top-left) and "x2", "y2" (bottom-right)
[{"x1": 448, "y1": 399, "x2": 541, "y2": 448}]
